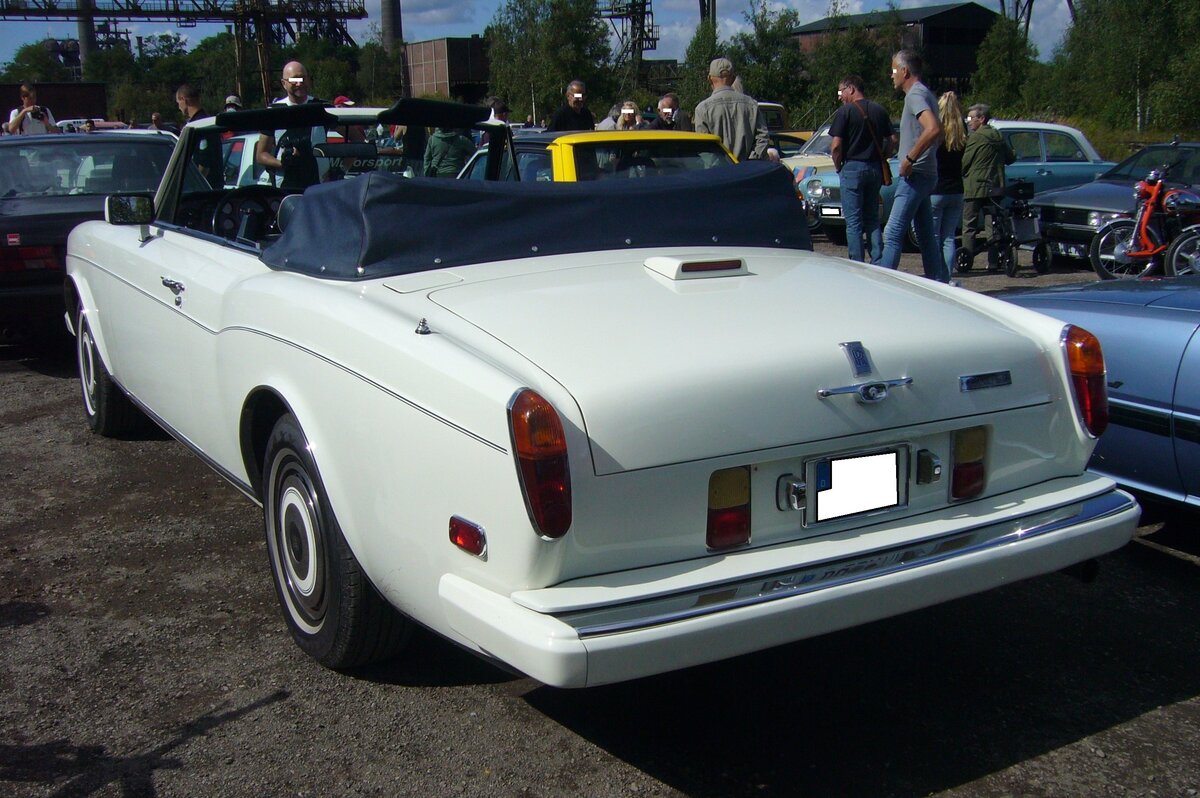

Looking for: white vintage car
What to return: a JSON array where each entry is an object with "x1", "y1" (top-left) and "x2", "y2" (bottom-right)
[{"x1": 66, "y1": 100, "x2": 1139, "y2": 688}]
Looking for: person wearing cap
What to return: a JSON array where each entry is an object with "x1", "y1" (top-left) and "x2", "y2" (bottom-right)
[
  {"x1": 333, "y1": 95, "x2": 355, "y2": 108},
  {"x1": 546, "y1": 80, "x2": 594, "y2": 132},
  {"x1": 223, "y1": 95, "x2": 243, "y2": 112},
  {"x1": 693, "y1": 58, "x2": 771, "y2": 162}
]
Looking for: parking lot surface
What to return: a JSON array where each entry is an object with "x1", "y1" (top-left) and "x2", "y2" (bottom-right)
[{"x1": 2, "y1": 240, "x2": 1198, "y2": 797}]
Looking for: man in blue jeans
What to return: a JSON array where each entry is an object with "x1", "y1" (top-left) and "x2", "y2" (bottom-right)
[
  {"x1": 830, "y1": 75, "x2": 896, "y2": 263},
  {"x1": 880, "y1": 50, "x2": 945, "y2": 281}
]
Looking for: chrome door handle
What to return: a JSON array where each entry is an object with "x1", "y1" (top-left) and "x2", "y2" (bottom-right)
[{"x1": 161, "y1": 277, "x2": 185, "y2": 306}]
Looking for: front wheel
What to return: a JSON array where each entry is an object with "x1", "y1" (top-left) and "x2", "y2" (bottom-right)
[
  {"x1": 263, "y1": 413, "x2": 408, "y2": 669},
  {"x1": 76, "y1": 306, "x2": 143, "y2": 437},
  {"x1": 1164, "y1": 227, "x2": 1200, "y2": 276},
  {"x1": 1090, "y1": 219, "x2": 1153, "y2": 279}
]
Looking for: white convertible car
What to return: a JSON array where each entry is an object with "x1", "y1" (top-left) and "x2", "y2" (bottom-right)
[{"x1": 66, "y1": 100, "x2": 1139, "y2": 688}]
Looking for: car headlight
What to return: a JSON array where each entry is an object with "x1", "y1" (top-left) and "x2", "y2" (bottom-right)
[
  {"x1": 1087, "y1": 211, "x2": 1126, "y2": 228},
  {"x1": 806, "y1": 179, "x2": 824, "y2": 199}
]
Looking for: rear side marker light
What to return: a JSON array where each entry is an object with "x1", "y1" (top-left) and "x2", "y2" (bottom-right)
[
  {"x1": 449, "y1": 516, "x2": 487, "y2": 558},
  {"x1": 707, "y1": 466, "x2": 751, "y2": 550},
  {"x1": 508, "y1": 389, "x2": 572, "y2": 539},
  {"x1": 951, "y1": 426, "x2": 988, "y2": 501},
  {"x1": 1062, "y1": 325, "x2": 1109, "y2": 437}
]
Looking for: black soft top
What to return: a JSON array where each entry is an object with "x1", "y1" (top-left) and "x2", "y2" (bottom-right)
[{"x1": 259, "y1": 161, "x2": 810, "y2": 279}]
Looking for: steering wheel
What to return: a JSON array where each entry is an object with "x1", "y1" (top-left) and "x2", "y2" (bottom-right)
[{"x1": 211, "y1": 185, "x2": 285, "y2": 241}]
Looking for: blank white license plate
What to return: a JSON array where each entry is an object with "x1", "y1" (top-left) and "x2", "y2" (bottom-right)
[
  {"x1": 819, "y1": 206, "x2": 842, "y2": 217},
  {"x1": 812, "y1": 450, "x2": 900, "y2": 522}
]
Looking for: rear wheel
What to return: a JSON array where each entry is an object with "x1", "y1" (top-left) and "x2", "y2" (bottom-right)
[
  {"x1": 1164, "y1": 228, "x2": 1200, "y2": 276},
  {"x1": 76, "y1": 306, "x2": 143, "y2": 437},
  {"x1": 1090, "y1": 219, "x2": 1153, "y2": 279},
  {"x1": 263, "y1": 413, "x2": 409, "y2": 669}
]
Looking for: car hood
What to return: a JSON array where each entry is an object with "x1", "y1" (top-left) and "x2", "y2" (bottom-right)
[
  {"x1": 425, "y1": 249, "x2": 1059, "y2": 474},
  {"x1": 0, "y1": 194, "x2": 107, "y2": 246},
  {"x1": 1032, "y1": 178, "x2": 1134, "y2": 213}
]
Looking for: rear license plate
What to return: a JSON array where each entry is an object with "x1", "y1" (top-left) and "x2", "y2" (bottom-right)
[{"x1": 808, "y1": 448, "x2": 907, "y2": 523}]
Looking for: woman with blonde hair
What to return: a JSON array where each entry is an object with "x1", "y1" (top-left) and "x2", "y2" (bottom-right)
[
  {"x1": 930, "y1": 91, "x2": 967, "y2": 278},
  {"x1": 616, "y1": 100, "x2": 645, "y2": 130}
]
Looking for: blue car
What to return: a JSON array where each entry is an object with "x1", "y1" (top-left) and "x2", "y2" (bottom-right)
[
  {"x1": 1001, "y1": 277, "x2": 1200, "y2": 508},
  {"x1": 809, "y1": 121, "x2": 1113, "y2": 249}
]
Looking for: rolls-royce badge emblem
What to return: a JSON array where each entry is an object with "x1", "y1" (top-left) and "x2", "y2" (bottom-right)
[{"x1": 841, "y1": 341, "x2": 872, "y2": 376}]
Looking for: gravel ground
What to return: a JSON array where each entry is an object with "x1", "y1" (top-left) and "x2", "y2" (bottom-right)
[{"x1": 1, "y1": 240, "x2": 1198, "y2": 798}]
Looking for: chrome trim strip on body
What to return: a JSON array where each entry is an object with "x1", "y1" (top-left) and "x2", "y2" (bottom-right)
[{"x1": 559, "y1": 490, "x2": 1136, "y2": 638}]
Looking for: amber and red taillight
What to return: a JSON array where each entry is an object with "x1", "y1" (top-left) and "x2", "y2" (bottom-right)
[
  {"x1": 1062, "y1": 325, "x2": 1109, "y2": 437},
  {"x1": 950, "y1": 426, "x2": 988, "y2": 501},
  {"x1": 707, "y1": 466, "x2": 751, "y2": 550},
  {"x1": 0, "y1": 245, "x2": 59, "y2": 273},
  {"x1": 508, "y1": 389, "x2": 572, "y2": 539}
]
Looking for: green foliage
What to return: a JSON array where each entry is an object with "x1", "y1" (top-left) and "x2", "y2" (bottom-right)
[
  {"x1": 485, "y1": 0, "x2": 612, "y2": 123},
  {"x1": 801, "y1": 5, "x2": 904, "y2": 126},
  {"x1": 1, "y1": 40, "x2": 71, "y2": 82},
  {"x1": 970, "y1": 17, "x2": 1035, "y2": 109},
  {"x1": 723, "y1": 0, "x2": 805, "y2": 107},
  {"x1": 678, "y1": 19, "x2": 718, "y2": 117}
]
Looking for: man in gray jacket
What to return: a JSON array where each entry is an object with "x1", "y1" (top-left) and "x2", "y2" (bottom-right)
[{"x1": 693, "y1": 58, "x2": 771, "y2": 162}]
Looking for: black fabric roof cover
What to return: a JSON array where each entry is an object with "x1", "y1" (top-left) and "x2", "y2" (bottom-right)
[{"x1": 260, "y1": 161, "x2": 811, "y2": 280}]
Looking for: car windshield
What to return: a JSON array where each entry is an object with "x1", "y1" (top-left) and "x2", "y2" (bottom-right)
[
  {"x1": 798, "y1": 123, "x2": 833, "y2": 156},
  {"x1": 0, "y1": 138, "x2": 173, "y2": 199},
  {"x1": 571, "y1": 140, "x2": 733, "y2": 178},
  {"x1": 1102, "y1": 145, "x2": 1200, "y2": 183}
]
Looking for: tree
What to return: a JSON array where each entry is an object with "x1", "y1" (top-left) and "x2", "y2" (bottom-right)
[
  {"x1": 486, "y1": 0, "x2": 612, "y2": 123},
  {"x1": 0, "y1": 40, "x2": 71, "y2": 83},
  {"x1": 678, "y1": 19, "x2": 718, "y2": 115},
  {"x1": 723, "y1": 0, "x2": 805, "y2": 109},
  {"x1": 802, "y1": 7, "x2": 903, "y2": 125},
  {"x1": 969, "y1": 16, "x2": 1036, "y2": 110}
]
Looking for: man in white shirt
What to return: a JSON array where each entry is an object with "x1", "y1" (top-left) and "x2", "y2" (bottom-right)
[
  {"x1": 7, "y1": 82, "x2": 59, "y2": 135},
  {"x1": 255, "y1": 61, "x2": 326, "y2": 190}
]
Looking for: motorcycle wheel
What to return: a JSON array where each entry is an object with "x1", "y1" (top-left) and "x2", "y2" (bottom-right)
[
  {"x1": 1090, "y1": 220, "x2": 1151, "y2": 279},
  {"x1": 1164, "y1": 228, "x2": 1200, "y2": 277}
]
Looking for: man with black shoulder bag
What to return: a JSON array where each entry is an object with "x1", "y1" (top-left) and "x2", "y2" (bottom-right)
[{"x1": 829, "y1": 75, "x2": 896, "y2": 263}]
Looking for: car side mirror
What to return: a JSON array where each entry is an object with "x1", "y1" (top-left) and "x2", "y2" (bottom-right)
[
  {"x1": 105, "y1": 193, "x2": 154, "y2": 242},
  {"x1": 105, "y1": 193, "x2": 154, "y2": 225}
]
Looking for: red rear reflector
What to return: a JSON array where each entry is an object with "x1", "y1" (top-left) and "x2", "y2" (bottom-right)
[
  {"x1": 449, "y1": 516, "x2": 487, "y2": 557},
  {"x1": 707, "y1": 506, "x2": 750, "y2": 550},
  {"x1": 1063, "y1": 325, "x2": 1109, "y2": 437},
  {"x1": 0, "y1": 246, "x2": 58, "y2": 273},
  {"x1": 509, "y1": 389, "x2": 572, "y2": 538},
  {"x1": 681, "y1": 259, "x2": 742, "y2": 273},
  {"x1": 951, "y1": 461, "x2": 986, "y2": 500}
]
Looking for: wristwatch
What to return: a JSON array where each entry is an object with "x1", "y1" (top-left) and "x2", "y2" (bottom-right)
[{"x1": 905, "y1": 155, "x2": 916, "y2": 165}]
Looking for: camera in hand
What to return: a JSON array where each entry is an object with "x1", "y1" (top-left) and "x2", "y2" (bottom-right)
[{"x1": 30, "y1": 106, "x2": 45, "y2": 121}]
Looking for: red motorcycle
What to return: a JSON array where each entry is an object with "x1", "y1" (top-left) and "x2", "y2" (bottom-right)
[{"x1": 1089, "y1": 158, "x2": 1200, "y2": 279}]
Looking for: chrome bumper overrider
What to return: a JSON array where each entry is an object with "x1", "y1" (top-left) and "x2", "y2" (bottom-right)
[{"x1": 559, "y1": 490, "x2": 1137, "y2": 638}]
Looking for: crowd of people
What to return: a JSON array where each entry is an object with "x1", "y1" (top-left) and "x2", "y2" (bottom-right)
[{"x1": 8, "y1": 53, "x2": 1016, "y2": 283}]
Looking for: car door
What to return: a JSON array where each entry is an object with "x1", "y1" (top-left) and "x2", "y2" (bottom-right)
[{"x1": 1174, "y1": 329, "x2": 1200, "y2": 504}]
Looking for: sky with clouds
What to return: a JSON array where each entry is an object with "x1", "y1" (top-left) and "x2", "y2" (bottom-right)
[{"x1": 2, "y1": 0, "x2": 1075, "y2": 77}]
